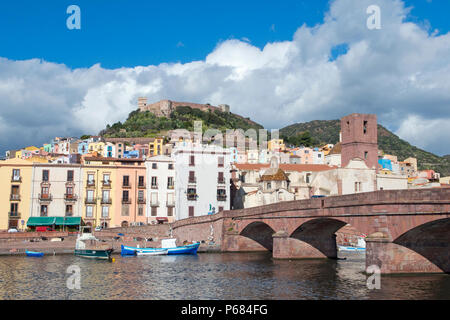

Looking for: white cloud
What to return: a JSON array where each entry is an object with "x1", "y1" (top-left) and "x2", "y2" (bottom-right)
[{"x1": 0, "y1": 0, "x2": 450, "y2": 156}]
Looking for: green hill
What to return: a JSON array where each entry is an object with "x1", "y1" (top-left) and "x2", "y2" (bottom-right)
[
  {"x1": 280, "y1": 120, "x2": 450, "y2": 176},
  {"x1": 99, "y1": 106, "x2": 264, "y2": 138}
]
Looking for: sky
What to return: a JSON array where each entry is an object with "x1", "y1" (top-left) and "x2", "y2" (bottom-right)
[{"x1": 0, "y1": 0, "x2": 449, "y2": 156}]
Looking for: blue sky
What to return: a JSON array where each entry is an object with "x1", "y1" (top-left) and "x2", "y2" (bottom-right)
[
  {"x1": 0, "y1": 0, "x2": 448, "y2": 69},
  {"x1": 1, "y1": 0, "x2": 450, "y2": 157}
]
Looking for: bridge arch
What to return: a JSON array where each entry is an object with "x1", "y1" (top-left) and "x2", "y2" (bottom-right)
[
  {"x1": 290, "y1": 218, "x2": 348, "y2": 259},
  {"x1": 240, "y1": 221, "x2": 275, "y2": 251},
  {"x1": 393, "y1": 217, "x2": 450, "y2": 273}
]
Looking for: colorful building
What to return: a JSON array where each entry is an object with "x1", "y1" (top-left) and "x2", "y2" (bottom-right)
[
  {"x1": 0, "y1": 159, "x2": 33, "y2": 230},
  {"x1": 149, "y1": 138, "x2": 164, "y2": 156}
]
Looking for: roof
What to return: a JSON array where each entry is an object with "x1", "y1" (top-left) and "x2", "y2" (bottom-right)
[
  {"x1": 328, "y1": 142, "x2": 342, "y2": 155},
  {"x1": 83, "y1": 156, "x2": 144, "y2": 162},
  {"x1": 234, "y1": 163, "x2": 335, "y2": 173},
  {"x1": 260, "y1": 168, "x2": 290, "y2": 181}
]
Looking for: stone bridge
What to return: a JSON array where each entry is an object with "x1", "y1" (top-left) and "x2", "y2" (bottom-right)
[{"x1": 172, "y1": 188, "x2": 450, "y2": 274}]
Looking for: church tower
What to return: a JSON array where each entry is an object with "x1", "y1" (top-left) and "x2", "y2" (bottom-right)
[{"x1": 340, "y1": 113, "x2": 378, "y2": 170}]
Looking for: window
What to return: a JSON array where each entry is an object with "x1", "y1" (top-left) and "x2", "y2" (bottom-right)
[
  {"x1": 102, "y1": 206, "x2": 109, "y2": 217},
  {"x1": 218, "y1": 172, "x2": 224, "y2": 183},
  {"x1": 87, "y1": 174, "x2": 94, "y2": 184},
  {"x1": 138, "y1": 207, "x2": 144, "y2": 216},
  {"x1": 151, "y1": 207, "x2": 157, "y2": 216},
  {"x1": 218, "y1": 156, "x2": 224, "y2": 167},
  {"x1": 66, "y1": 205, "x2": 73, "y2": 216},
  {"x1": 363, "y1": 120, "x2": 368, "y2": 134},
  {"x1": 10, "y1": 203, "x2": 18, "y2": 214},
  {"x1": 167, "y1": 207, "x2": 173, "y2": 216},
  {"x1": 189, "y1": 171, "x2": 196, "y2": 183},
  {"x1": 167, "y1": 177, "x2": 174, "y2": 188},
  {"x1": 267, "y1": 182, "x2": 271, "y2": 189},
  {"x1": 318, "y1": 154, "x2": 322, "y2": 158},
  {"x1": 12, "y1": 169, "x2": 20, "y2": 181},
  {"x1": 41, "y1": 186, "x2": 49, "y2": 197},
  {"x1": 217, "y1": 189, "x2": 226, "y2": 200},
  {"x1": 123, "y1": 175, "x2": 129, "y2": 187},
  {"x1": 67, "y1": 170, "x2": 74, "y2": 182},
  {"x1": 66, "y1": 186, "x2": 73, "y2": 198},
  {"x1": 355, "y1": 182, "x2": 362, "y2": 192},
  {"x1": 219, "y1": 206, "x2": 224, "y2": 212},
  {"x1": 364, "y1": 151, "x2": 368, "y2": 160},
  {"x1": 138, "y1": 190, "x2": 144, "y2": 201},
  {"x1": 122, "y1": 190, "x2": 129, "y2": 202},
  {"x1": 187, "y1": 188, "x2": 197, "y2": 200},
  {"x1": 188, "y1": 206, "x2": 194, "y2": 217},
  {"x1": 167, "y1": 193, "x2": 175, "y2": 206},
  {"x1": 151, "y1": 192, "x2": 158, "y2": 205},
  {"x1": 189, "y1": 155, "x2": 195, "y2": 166},
  {"x1": 168, "y1": 163, "x2": 174, "y2": 170},
  {"x1": 87, "y1": 190, "x2": 94, "y2": 201},
  {"x1": 122, "y1": 206, "x2": 129, "y2": 216},
  {"x1": 11, "y1": 186, "x2": 19, "y2": 200},
  {"x1": 102, "y1": 190, "x2": 110, "y2": 202},
  {"x1": 152, "y1": 163, "x2": 157, "y2": 169},
  {"x1": 138, "y1": 176, "x2": 145, "y2": 187},
  {"x1": 42, "y1": 170, "x2": 49, "y2": 182},
  {"x1": 151, "y1": 176, "x2": 158, "y2": 188},
  {"x1": 103, "y1": 174, "x2": 110, "y2": 184},
  {"x1": 306, "y1": 173, "x2": 311, "y2": 184},
  {"x1": 40, "y1": 205, "x2": 48, "y2": 217},
  {"x1": 86, "y1": 206, "x2": 93, "y2": 217}
]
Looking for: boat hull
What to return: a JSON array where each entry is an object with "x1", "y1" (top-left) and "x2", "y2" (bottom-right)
[
  {"x1": 338, "y1": 245, "x2": 365, "y2": 252},
  {"x1": 136, "y1": 249, "x2": 168, "y2": 256},
  {"x1": 26, "y1": 251, "x2": 44, "y2": 257},
  {"x1": 74, "y1": 249, "x2": 113, "y2": 260},
  {"x1": 121, "y1": 243, "x2": 200, "y2": 256}
]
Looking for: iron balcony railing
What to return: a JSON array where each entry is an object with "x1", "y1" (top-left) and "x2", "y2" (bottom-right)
[
  {"x1": 217, "y1": 194, "x2": 227, "y2": 201},
  {"x1": 64, "y1": 194, "x2": 78, "y2": 201},
  {"x1": 11, "y1": 176, "x2": 22, "y2": 183},
  {"x1": 101, "y1": 198, "x2": 112, "y2": 204},
  {"x1": 39, "y1": 194, "x2": 53, "y2": 202},
  {"x1": 85, "y1": 198, "x2": 97, "y2": 204},
  {"x1": 8, "y1": 212, "x2": 20, "y2": 219},
  {"x1": 10, "y1": 194, "x2": 21, "y2": 201},
  {"x1": 122, "y1": 198, "x2": 132, "y2": 204}
]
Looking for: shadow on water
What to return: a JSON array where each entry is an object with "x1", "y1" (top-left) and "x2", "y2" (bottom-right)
[{"x1": 0, "y1": 252, "x2": 448, "y2": 300}]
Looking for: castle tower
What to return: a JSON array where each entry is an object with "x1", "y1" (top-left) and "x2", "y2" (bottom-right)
[
  {"x1": 138, "y1": 97, "x2": 148, "y2": 111},
  {"x1": 340, "y1": 113, "x2": 378, "y2": 170}
]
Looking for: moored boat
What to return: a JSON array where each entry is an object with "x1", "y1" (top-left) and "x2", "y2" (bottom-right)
[
  {"x1": 75, "y1": 226, "x2": 114, "y2": 260},
  {"x1": 136, "y1": 249, "x2": 168, "y2": 256},
  {"x1": 121, "y1": 239, "x2": 200, "y2": 256},
  {"x1": 26, "y1": 250, "x2": 44, "y2": 257}
]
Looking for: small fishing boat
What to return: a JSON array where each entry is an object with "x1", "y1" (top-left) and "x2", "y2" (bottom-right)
[
  {"x1": 26, "y1": 250, "x2": 44, "y2": 257},
  {"x1": 121, "y1": 239, "x2": 200, "y2": 256},
  {"x1": 75, "y1": 226, "x2": 114, "y2": 260},
  {"x1": 338, "y1": 236, "x2": 366, "y2": 252}
]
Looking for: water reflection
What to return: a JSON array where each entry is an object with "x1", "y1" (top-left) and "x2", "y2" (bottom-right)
[{"x1": 0, "y1": 252, "x2": 447, "y2": 300}]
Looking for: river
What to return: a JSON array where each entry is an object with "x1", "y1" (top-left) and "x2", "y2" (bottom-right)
[{"x1": 0, "y1": 252, "x2": 448, "y2": 300}]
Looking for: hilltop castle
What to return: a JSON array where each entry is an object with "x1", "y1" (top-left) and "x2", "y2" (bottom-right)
[{"x1": 138, "y1": 98, "x2": 230, "y2": 117}]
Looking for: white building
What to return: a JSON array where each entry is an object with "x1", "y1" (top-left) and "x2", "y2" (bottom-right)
[
  {"x1": 145, "y1": 155, "x2": 176, "y2": 223},
  {"x1": 173, "y1": 143, "x2": 231, "y2": 220},
  {"x1": 29, "y1": 164, "x2": 84, "y2": 221}
]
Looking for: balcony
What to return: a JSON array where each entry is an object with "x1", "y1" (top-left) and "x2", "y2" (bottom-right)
[
  {"x1": 150, "y1": 201, "x2": 159, "y2": 207},
  {"x1": 138, "y1": 198, "x2": 146, "y2": 204},
  {"x1": 101, "y1": 198, "x2": 112, "y2": 204},
  {"x1": 187, "y1": 193, "x2": 198, "y2": 201},
  {"x1": 217, "y1": 194, "x2": 227, "y2": 202},
  {"x1": 8, "y1": 212, "x2": 20, "y2": 219},
  {"x1": 166, "y1": 201, "x2": 175, "y2": 207},
  {"x1": 86, "y1": 180, "x2": 95, "y2": 188},
  {"x1": 102, "y1": 180, "x2": 112, "y2": 188},
  {"x1": 85, "y1": 198, "x2": 97, "y2": 204},
  {"x1": 167, "y1": 185, "x2": 174, "y2": 190},
  {"x1": 64, "y1": 194, "x2": 78, "y2": 201},
  {"x1": 65, "y1": 212, "x2": 74, "y2": 217},
  {"x1": 39, "y1": 194, "x2": 53, "y2": 202},
  {"x1": 122, "y1": 198, "x2": 132, "y2": 204},
  {"x1": 138, "y1": 183, "x2": 146, "y2": 189},
  {"x1": 10, "y1": 194, "x2": 21, "y2": 201},
  {"x1": 217, "y1": 178, "x2": 226, "y2": 184},
  {"x1": 151, "y1": 184, "x2": 158, "y2": 190},
  {"x1": 11, "y1": 176, "x2": 22, "y2": 183},
  {"x1": 122, "y1": 184, "x2": 131, "y2": 189}
]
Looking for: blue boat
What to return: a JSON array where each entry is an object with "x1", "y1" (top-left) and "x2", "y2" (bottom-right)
[
  {"x1": 26, "y1": 250, "x2": 44, "y2": 257},
  {"x1": 121, "y1": 239, "x2": 200, "y2": 256}
]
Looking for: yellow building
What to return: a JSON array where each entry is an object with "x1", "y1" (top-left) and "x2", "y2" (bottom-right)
[
  {"x1": 0, "y1": 159, "x2": 33, "y2": 230},
  {"x1": 149, "y1": 138, "x2": 164, "y2": 156},
  {"x1": 88, "y1": 142, "x2": 106, "y2": 155},
  {"x1": 268, "y1": 139, "x2": 285, "y2": 152},
  {"x1": 82, "y1": 157, "x2": 117, "y2": 228}
]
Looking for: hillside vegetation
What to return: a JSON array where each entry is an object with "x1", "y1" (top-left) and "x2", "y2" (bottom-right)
[{"x1": 100, "y1": 106, "x2": 263, "y2": 138}]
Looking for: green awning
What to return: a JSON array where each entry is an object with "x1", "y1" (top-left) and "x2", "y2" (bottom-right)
[
  {"x1": 55, "y1": 217, "x2": 81, "y2": 226},
  {"x1": 27, "y1": 217, "x2": 56, "y2": 226},
  {"x1": 27, "y1": 217, "x2": 81, "y2": 226}
]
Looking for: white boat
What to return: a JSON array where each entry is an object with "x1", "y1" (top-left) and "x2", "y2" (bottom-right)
[
  {"x1": 338, "y1": 236, "x2": 366, "y2": 252},
  {"x1": 136, "y1": 249, "x2": 168, "y2": 256}
]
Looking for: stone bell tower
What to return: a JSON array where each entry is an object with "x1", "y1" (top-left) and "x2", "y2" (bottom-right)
[{"x1": 340, "y1": 113, "x2": 378, "y2": 170}]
